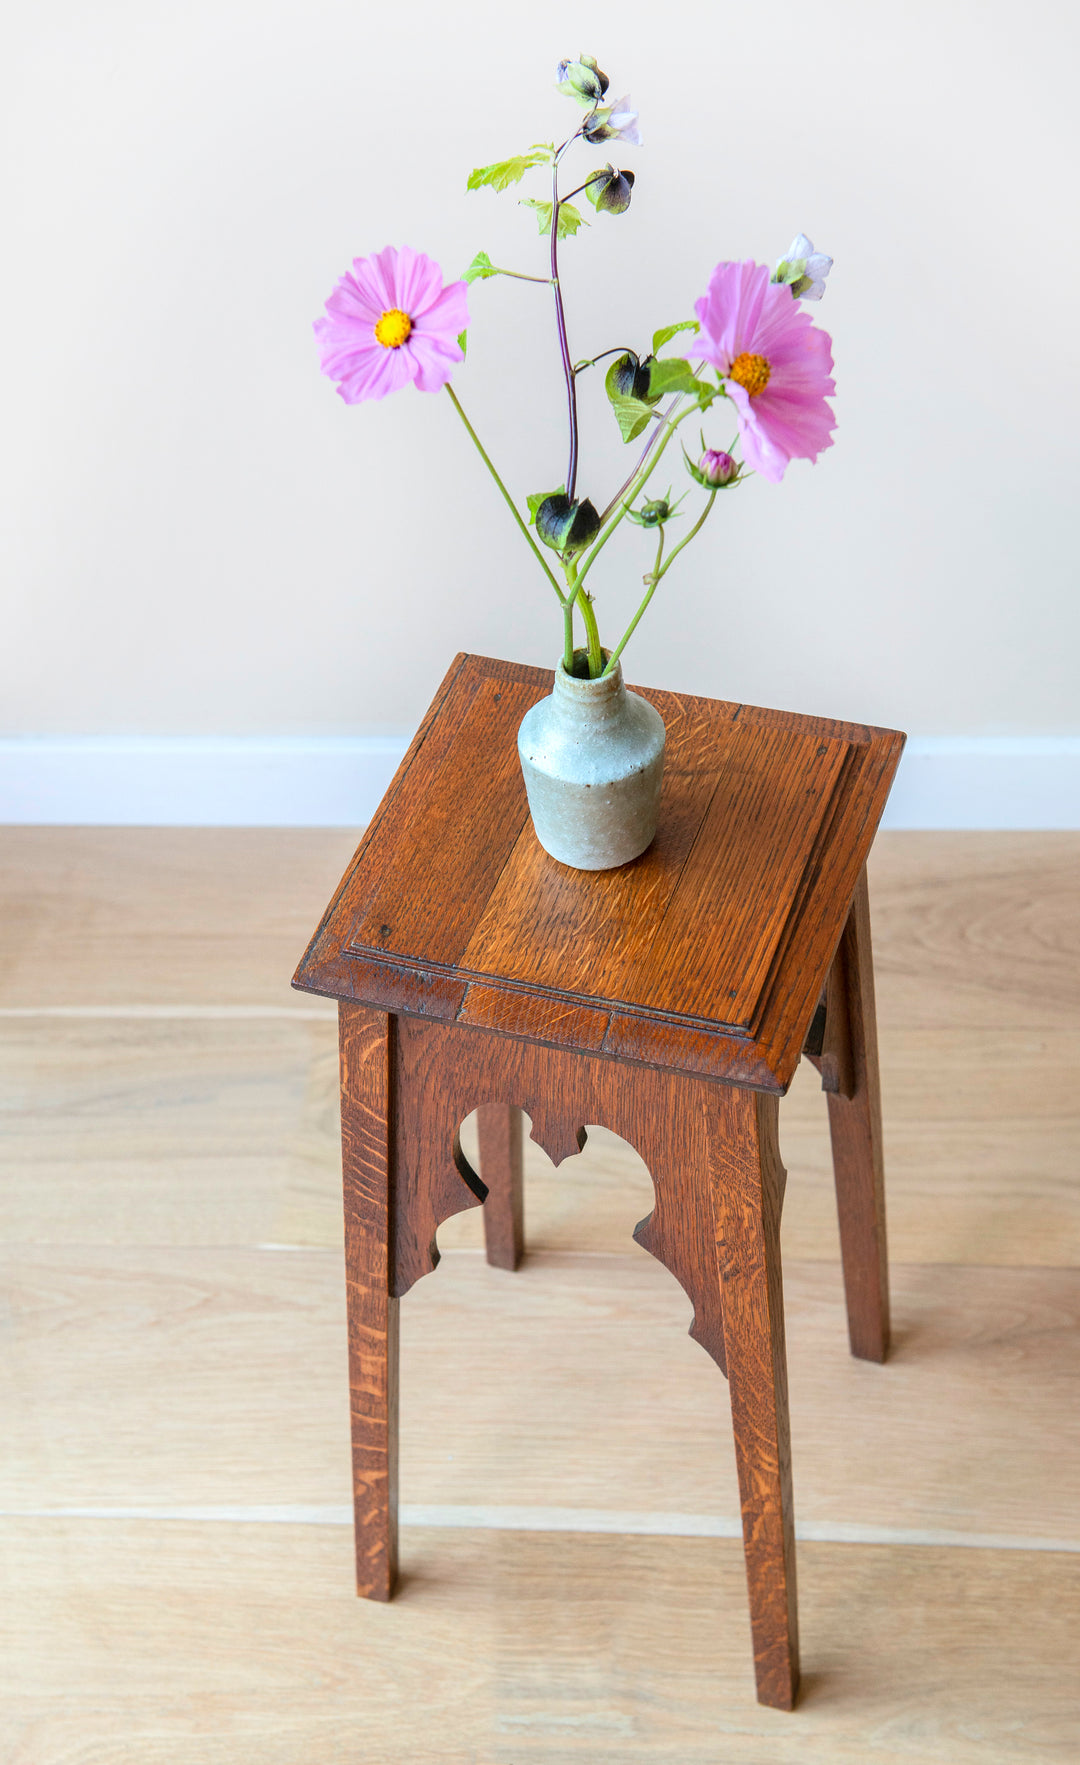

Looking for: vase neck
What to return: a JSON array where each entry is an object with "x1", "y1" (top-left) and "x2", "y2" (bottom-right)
[{"x1": 553, "y1": 657, "x2": 627, "y2": 728}]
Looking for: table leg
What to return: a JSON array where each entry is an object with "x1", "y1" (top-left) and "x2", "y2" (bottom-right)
[
  {"x1": 339, "y1": 1002, "x2": 398, "y2": 1600},
  {"x1": 827, "y1": 866, "x2": 891, "y2": 1362},
  {"x1": 713, "y1": 1086, "x2": 799, "y2": 1711},
  {"x1": 476, "y1": 1102, "x2": 525, "y2": 1270}
]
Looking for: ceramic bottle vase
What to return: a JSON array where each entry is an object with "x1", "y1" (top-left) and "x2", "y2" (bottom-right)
[{"x1": 517, "y1": 655, "x2": 666, "y2": 870}]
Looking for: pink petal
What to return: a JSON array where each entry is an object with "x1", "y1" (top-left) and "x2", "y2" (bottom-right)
[
  {"x1": 695, "y1": 261, "x2": 772, "y2": 366},
  {"x1": 324, "y1": 272, "x2": 383, "y2": 326},
  {"x1": 754, "y1": 386, "x2": 836, "y2": 458},
  {"x1": 336, "y1": 341, "x2": 417, "y2": 403},
  {"x1": 730, "y1": 396, "x2": 790, "y2": 483},
  {"x1": 407, "y1": 332, "x2": 463, "y2": 393},
  {"x1": 312, "y1": 314, "x2": 377, "y2": 381},
  {"x1": 390, "y1": 247, "x2": 445, "y2": 317},
  {"x1": 350, "y1": 247, "x2": 403, "y2": 315},
  {"x1": 411, "y1": 279, "x2": 469, "y2": 339}
]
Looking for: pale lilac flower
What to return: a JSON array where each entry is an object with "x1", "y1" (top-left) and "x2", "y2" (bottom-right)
[
  {"x1": 694, "y1": 260, "x2": 836, "y2": 483},
  {"x1": 773, "y1": 234, "x2": 833, "y2": 301},
  {"x1": 583, "y1": 96, "x2": 642, "y2": 146},
  {"x1": 314, "y1": 246, "x2": 468, "y2": 403}
]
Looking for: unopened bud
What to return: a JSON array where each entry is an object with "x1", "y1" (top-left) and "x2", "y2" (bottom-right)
[{"x1": 699, "y1": 449, "x2": 739, "y2": 486}]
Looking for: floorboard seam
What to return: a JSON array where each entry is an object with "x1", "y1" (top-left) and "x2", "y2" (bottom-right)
[{"x1": 4, "y1": 1505, "x2": 1077, "y2": 1553}]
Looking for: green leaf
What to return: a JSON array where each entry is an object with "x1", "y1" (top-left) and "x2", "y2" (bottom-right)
[
  {"x1": 652, "y1": 319, "x2": 700, "y2": 356},
  {"x1": 527, "y1": 485, "x2": 565, "y2": 526},
  {"x1": 463, "y1": 251, "x2": 499, "y2": 285},
  {"x1": 466, "y1": 143, "x2": 554, "y2": 194},
  {"x1": 457, "y1": 330, "x2": 467, "y2": 358},
  {"x1": 609, "y1": 393, "x2": 655, "y2": 444},
  {"x1": 519, "y1": 198, "x2": 588, "y2": 239},
  {"x1": 647, "y1": 356, "x2": 713, "y2": 401}
]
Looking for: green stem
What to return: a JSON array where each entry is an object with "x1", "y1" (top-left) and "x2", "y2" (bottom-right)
[
  {"x1": 562, "y1": 592, "x2": 576, "y2": 672},
  {"x1": 653, "y1": 488, "x2": 718, "y2": 583},
  {"x1": 577, "y1": 584, "x2": 603, "y2": 676},
  {"x1": 574, "y1": 401, "x2": 698, "y2": 598},
  {"x1": 444, "y1": 384, "x2": 565, "y2": 605},
  {"x1": 602, "y1": 527, "x2": 667, "y2": 677},
  {"x1": 490, "y1": 266, "x2": 553, "y2": 284}
]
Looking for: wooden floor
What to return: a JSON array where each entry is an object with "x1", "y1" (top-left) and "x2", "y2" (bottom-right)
[{"x1": 2, "y1": 828, "x2": 1078, "y2": 1762}]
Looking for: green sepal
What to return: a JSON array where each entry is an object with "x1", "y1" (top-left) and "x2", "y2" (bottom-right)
[
  {"x1": 526, "y1": 485, "x2": 565, "y2": 527},
  {"x1": 519, "y1": 198, "x2": 587, "y2": 239},
  {"x1": 463, "y1": 251, "x2": 499, "y2": 285},
  {"x1": 584, "y1": 164, "x2": 635, "y2": 215},
  {"x1": 466, "y1": 143, "x2": 555, "y2": 194},
  {"x1": 652, "y1": 319, "x2": 700, "y2": 355},
  {"x1": 534, "y1": 493, "x2": 601, "y2": 556},
  {"x1": 604, "y1": 351, "x2": 659, "y2": 406},
  {"x1": 457, "y1": 330, "x2": 467, "y2": 358}
]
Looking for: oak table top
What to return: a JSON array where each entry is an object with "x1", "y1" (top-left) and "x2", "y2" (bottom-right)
[{"x1": 293, "y1": 653, "x2": 905, "y2": 1094}]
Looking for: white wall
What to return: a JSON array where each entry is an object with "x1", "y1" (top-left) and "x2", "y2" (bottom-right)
[{"x1": 3, "y1": 0, "x2": 1077, "y2": 751}]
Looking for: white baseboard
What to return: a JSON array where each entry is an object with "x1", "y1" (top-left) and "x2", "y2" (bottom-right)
[
  {"x1": 879, "y1": 737, "x2": 1080, "y2": 830},
  {"x1": 0, "y1": 735, "x2": 1078, "y2": 829}
]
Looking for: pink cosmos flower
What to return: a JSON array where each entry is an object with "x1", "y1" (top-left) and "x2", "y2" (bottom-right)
[
  {"x1": 314, "y1": 246, "x2": 468, "y2": 403},
  {"x1": 694, "y1": 260, "x2": 836, "y2": 483}
]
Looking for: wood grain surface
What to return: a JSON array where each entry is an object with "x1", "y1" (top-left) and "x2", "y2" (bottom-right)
[
  {"x1": 293, "y1": 654, "x2": 904, "y2": 1090},
  {"x1": 821, "y1": 870, "x2": 890, "y2": 1361},
  {"x1": 4, "y1": 1247, "x2": 1078, "y2": 1538},
  {"x1": 711, "y1": 1089, "x2": 798, "y2": 1707},
  {"x1": 338, "y1": 1004, "x2": 398, "y2": 1599},
  {"x1": 476, "y1": 1101, "x2": 525, "y2": 1270},
  {"x1": 4, "y1": 827, "x2": 1079, "y2": 1758},
  {"x1": 297, "y1": 664, "x2": 901, "y2": 1706},
  {"x1": 4, "y1": 1520, "x2": 1078, "y2": 1763}
]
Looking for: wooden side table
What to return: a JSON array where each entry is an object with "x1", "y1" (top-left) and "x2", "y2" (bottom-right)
[{"x1": 293, "y1": 653, "x2": 905, "y2": 1710}]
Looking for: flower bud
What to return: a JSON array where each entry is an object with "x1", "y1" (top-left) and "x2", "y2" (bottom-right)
[
  {"x1": 683, "y1": 442, "x2": 740, "y2": 488},
  {"x1": 698, "y1": 449, "x2": 739, "y2": 486},
  {"x1": 585, "y1": 163, "x2": 635, "y2": 215},
  {"x1": 557, "y1": 55, "x2": 609, "y2": 105},
  {"x1": 627, "y1": 491, "x2": 682, "y2": 528},
  {"x1": 535, "y1": 493, "x2": 602, "y2": 557}
]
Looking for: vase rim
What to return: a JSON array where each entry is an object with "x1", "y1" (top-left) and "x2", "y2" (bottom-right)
[{"x1": 554, "y1": 651, "x2": 623, "y2": 693}]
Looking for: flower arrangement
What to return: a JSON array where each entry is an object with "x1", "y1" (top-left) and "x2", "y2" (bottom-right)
[{"x1": 314, "y1": 53, "x2": 836, "y2": 685}]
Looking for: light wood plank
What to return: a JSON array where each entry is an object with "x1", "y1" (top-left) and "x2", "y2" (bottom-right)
[
  {"x1": 1, "y1": 1519, "x2": 1077, "y2": 1761},
  {"x1": 0, "y1": 1017, "x2": 340, "y2": 1248},
  {"x1": 3, "y1": 1248, "x2": 1077, "y2": 1542},
  {"x1": 0, "y1": 828, "x2": 355, "y2": 1009},
  {"x1": 869, "y1": 831, "x2": 1080, "y2": 1030},
  {"x1": 7, "y1": 1017, "x2": 1078, "y2": 1266}
]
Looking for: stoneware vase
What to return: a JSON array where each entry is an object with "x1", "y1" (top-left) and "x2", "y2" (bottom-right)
[{"x1": 517, "y1": 655, "x2": 666, "y2": 870}]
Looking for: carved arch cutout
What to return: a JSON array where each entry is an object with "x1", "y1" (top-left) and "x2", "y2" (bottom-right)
[{"x1": 390, "y1": 1017, "x2": 731, "y2": 1374}]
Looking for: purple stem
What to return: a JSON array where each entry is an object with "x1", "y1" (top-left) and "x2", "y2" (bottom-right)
[{"x1": 550, "y1": 153, "x2": 579, "y2": 501}]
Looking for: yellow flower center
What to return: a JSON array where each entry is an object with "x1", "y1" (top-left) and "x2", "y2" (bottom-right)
[
  {"x1": 374, "y1": 308, "x2": 412, "y2": 349},
  {"x1": 728, "y1": 351, "x2": 771, "y2": 397}
]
